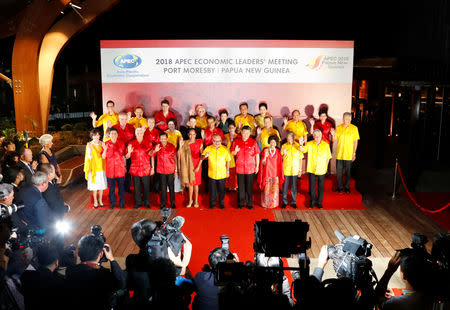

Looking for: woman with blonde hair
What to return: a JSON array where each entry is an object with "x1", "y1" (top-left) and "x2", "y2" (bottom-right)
[{"x1": 39, "y1": 134, "x2": 62, "y2": 183}]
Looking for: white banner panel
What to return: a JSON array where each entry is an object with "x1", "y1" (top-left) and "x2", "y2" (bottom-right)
[{"x1": 101, "y1": 48, "x2": 353, "y2": 83}]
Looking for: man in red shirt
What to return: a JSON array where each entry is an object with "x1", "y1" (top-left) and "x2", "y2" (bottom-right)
[
  {"x1": 102, "y1": 127, "x2": 126, "y2": 209},
  {"x1": 231, "y1": 126, "x2": 260, "y2": 209},
  {"x1": 309, "y1": 109, "x2": 333, "y2": 144},
  {"x1": 154, "y1": 99, "x2": 177, "y2": 132},
  {"x1": 113, "y1": 112, "x2": 135, "y2": 193},
  {"x1": 202, "y1": 116, "x2": 224, "y2": 146},
  {"x1": 144, "y1": 116, "x2": 160, "y2": 146},
  {"x1": 126, "y1": 127, "x2": 153, "y2": 209},
  {"x1": 150, "y1": 132, "x2": 178, "y2": 209}
]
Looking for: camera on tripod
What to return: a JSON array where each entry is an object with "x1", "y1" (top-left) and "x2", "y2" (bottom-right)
[{"x1": 327, "y1": 230, "x2": 377, "y2": 289}]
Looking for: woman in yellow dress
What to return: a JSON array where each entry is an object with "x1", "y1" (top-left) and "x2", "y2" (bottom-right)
[{"x1": 84, "y1": 128, "x2": 107, "y2": 208}]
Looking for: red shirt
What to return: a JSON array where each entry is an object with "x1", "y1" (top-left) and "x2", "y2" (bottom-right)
[
  {"x1": 128, "y1": 139, "x2": 152, "y2": 177},
  {"x1": 104, "y1": 140, "x2": 126, "y2": 178},
  {"x1": 154, "y1": 110, "x2": 177, "y2": 131},
  {"x1": 231, "y1": 137, "x2": 260, "y2": 174},
  {"x1": 203, "y1": 127, "x2": 225, "y2": 146},
  {"x1": 314, "y1": 120, "x2": 333, "y2": 144},
  {"x1": 113, "y1": 123, "x2": 135, "y2": 145},
  {"x1": 144, "y1": 127, "x2": 160, "y2": 146},
  {"x1": 153, "y1": 143, "x2": 177, "y2": 175}
]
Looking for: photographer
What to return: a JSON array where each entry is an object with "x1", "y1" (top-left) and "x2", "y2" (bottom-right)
[
  {"x1": 65, "y1": 235, "x2": 126, "y2": 310},
  {"x1": 375, "y1": 251, "x2": 434, "y2": 310},
  {"x1": 20, "y1": 243, "x2": 64, "y2": 310},
  {"x1": 193, "y1": 247, "x2": 234, "y2": 310}
]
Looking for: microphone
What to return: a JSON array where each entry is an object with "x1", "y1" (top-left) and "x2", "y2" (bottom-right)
[
  {"x1": 171, "y1": 216, "x2": 185, "y2": 230},
  {"x1": 334, "y1": 230, "x2": 346, "y2": 243}
]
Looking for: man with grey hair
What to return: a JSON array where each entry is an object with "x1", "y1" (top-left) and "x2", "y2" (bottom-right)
[
  {"x1": 16, "y1": 171, "x2": 53, "y2": 231},
  {"x1": 300, "y1": 129, "x2": 332, "y2": 209},
  {"x1": 18, "y1": 147, "x2": 37, "y2": 188},
  {"x1": 331, "y1": 112, "x2": 360, "y2": 194}
]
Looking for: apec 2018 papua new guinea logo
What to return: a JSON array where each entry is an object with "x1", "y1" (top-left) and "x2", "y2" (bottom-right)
[
  {"x1": 113, "y1": 54, "x2": 142, "y2": 69},
  {"x1": 306, "y1": 55, "x2": 349, "y2": 71}
]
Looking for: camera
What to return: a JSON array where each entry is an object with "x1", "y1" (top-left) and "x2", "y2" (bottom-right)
[
  {"x1": 146, "y1": 208, "x2": 184, "y2": 259},
  {"x1": 91, "y1": 224, "x2": 109, "y2": 263},
  {"x1": 327, "y1": 230, "x2": 377, "y2": 289},
  {"x1": 0, "y1": 204, "x2": 24, "y2": 219}
]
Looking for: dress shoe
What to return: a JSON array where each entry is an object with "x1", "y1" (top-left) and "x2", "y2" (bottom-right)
[
  {"x1": 237, "y1": 205, "x2": 243, "y2": 209},
  {"x1": 120, "y1": 204, "x2": 125, "y2": 209},
  {"x1": 345, "y1": 189, "x2": 350, "y2": 194},
  {"x1": 209, "y1": 205, "x2": 215, "y2": 209},
  {"x1": 290, "y1": 203, "x2": 298, "y2": 209},
  {"x1": 134, "y1": 204, "x2": 141, "y2": 209},
  {"x1": 109, "y1": 204, "x2": 116, "y2": 210},
  {"x1": 317, "y1": 204, "x2": 323, "y2": 209},
  {"x1": 219, "y1": 205, "x2": 225, "y2": 209},
  {"x1": 308, "y1": 202, "x2": 314, "y2": 209},
  {"x1": 281, "y1": 203, "x2": 287, "y2": 209},
  {"x1": 247, "y1": 205, "x2": 253, "y2": 210},
  {"x1": 145, "y1": 204, "x2": 150, "y2": 209},
  {"x1": 335, "y1": 188, "x2": 342, "y2": 193},
  {"x1": 171, "y1": 205, "x2": 176, "y2": 209}
]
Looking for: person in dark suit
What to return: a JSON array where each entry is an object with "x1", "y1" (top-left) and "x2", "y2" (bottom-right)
[
  {"x1": 20, "y1": 243, "x2": 65, "y2": 310},
  {"x1": 65, "y1": 234, "x2": 126, "y2": 310},
  {"x1": 17, "y1": 148, "x2": 37, "y2": 188},
  {"x1": 2, "y1": 166, "x2": 24, "y2": 204},
  {"x1": 38, "y1": 163, "x2": 69, "y2": 219},
  {"x1": 126, "y1": 219, "x2": 157, "y2": 309},
  {"x1": 16, "y1": 171, "x2": 53, "y2": 232}
]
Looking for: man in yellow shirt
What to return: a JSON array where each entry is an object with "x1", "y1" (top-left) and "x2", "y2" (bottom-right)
[
  {"x1": 200, "y1": 134, "x2": 231, "y2": 209},
  {"x1": 331, "y1": 112, "x2": 360, "y2": 194},
  {"x1": 234, "y1": 102, "x2": 255, "y2": 135},
  {"x1": 281, "y1": 132, "x2": 303, "y2": 208},
  {"x1": 257, "y1": 116, "x2": 281, "y2": 150},
  {"x1": 128, "y1": 106, "x2": 148, "y2": 129},
  {"x1": 282, "y1": 110, "x2": 308, "y2": 142},
  {"x1": 90, "y1": 100, "x2": 119, "y2": 140},
  {"x1": 301, "y1": 129, "x2": 332, "y2": 209}
]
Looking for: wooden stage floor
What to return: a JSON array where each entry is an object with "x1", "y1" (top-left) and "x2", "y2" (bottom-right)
[{"x1": 61, "y1": 180, "x2": 446, "y2": 260}]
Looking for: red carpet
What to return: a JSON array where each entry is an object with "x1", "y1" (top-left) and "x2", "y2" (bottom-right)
[
  {"x1": 400, "y1": 191, "x2": 450, "y2": 230},
  {"x1": 85, "y1": 175, "x2": 365, "y2": 211}
]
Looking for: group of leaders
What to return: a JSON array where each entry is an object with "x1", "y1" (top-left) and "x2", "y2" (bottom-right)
[{"x1": 84, "y1": 99, "x2": 359, "y2": 210}]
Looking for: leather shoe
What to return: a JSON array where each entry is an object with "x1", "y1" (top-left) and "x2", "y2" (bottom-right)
[
  {"x1": 134, "y1": 204, "x2": 140, "y2": 209},
  {"x1": 345, "y1": 189, "x2": 350, "y2": 194},
  {"x1": 219, "y1": 205, "x2": 225, "y2": 209},
  {"x1": 209, "y1": 205, "x2": 215, "y2": 209},
  {"x1": 335, "y1": 188, "x2": 342, "y2": 193},
  {"x1": 317, "y1": 204, "x2": 323, "y2": 209},
  {"x1": 237, "y1": 205, "x2": 243, "y2": 209},
  {"x1": 247, "y1": 205, "x2": 253, "y2": 210},
  {"x1": 120, "y1": 204, "x2": 125, "y2": 209},
  {"x1": 109, "y1": 204, "x2": 116, "y2": 210},
  {"x1": 308, "y1": 202, "x2": 314, "y2": 209},
  {"x1": 171, "y1": 205, "x2": 176, "y2": 209},
  {"x1": 281, "y1": 203, "x2": 287, "y2": 209},
  {"x1": 145, "y1": 204, "x2": 150, "y2": 209},
  {"x1": 290, "y1": 203, "x2": 298, "y2": 209}
]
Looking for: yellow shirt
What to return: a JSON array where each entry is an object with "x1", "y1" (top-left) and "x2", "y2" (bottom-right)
[
  {"x1": 128, "y1": 117, "x2": 148, "y2": 129},
  {"x1": 96, "y1": 113, "x2": 119, "y2": 140},
  {"x1": 335, "y1": 124, "x2": 360, "y2": 161},
  {"x1": 302, "y1": 140, "x2": 332, "y2": 175},
  {"x1": 284, "y1": 120, "x2": 307, "y2": 140},
  {"x1": 84, "y1": 142, "x2": 106, "y2": 182},
  {"x1": 258, "y1": 127, "x2": 281, "y2": 150},
  {"x1": 195, "y1": 116, "x2": 208, "y2": 129},
  {"x1": 281, "y1": 142, "x2": 304, "y2": 176},
  {"x1": 224, "y1": 133, "x2": 236, "y2": 168},
  {"x1": 165, "y1": 130, "x2": 182, "y2": 148},
  {"x1": 254, "y1": 114, "x2": 272, "y2": 128},
  {"x1": 202, "y1": 145, "x2": 231, "y2": 180},
  {"x1": 234, "y1": 114, "x2": 256, "y2": 134}
]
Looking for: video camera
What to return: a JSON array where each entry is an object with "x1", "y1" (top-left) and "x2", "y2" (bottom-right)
[
  {"x1": 328, "y1": 230, "x2": 377, "y2": 289},
  {"x1": 146, "y1": 208, "x2": 185, "y2": 259},
  {"x1": 214, "y1": 219, "x2": 312, "y2": 293}
]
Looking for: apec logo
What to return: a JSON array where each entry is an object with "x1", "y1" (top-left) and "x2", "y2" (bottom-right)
[{"x1": 113, "y1": 54, "x2": 142, "y2": 69}]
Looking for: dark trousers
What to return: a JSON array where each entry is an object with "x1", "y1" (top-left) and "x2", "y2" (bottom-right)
[
  {"x1": 282, "y1": 175, "x2": 298, "y2": 205},
  {"x1": 124, "y1": 158, "x2": 132, "y2": 192},
  {"x1": 209, "y1": 178, "x2": 225, "y2": 207},
  {"x1": 133, "y1": 175, "x2": 150, "y2": 205},
  {"x1": 202, "y1": 160, "x2": 209, "y2": 193},
  {"x1": 309, "y1": 173, "x2": 325, "y2": 204},
  {"x1": 237, "y1": 174, "x2": 254, "y2": 207},
  {"x1": 160, "y1": 173, "x2": 175, "y2": 208},
  {"x1": 153, "y1": 159, "x2": 160, "y2": 192},
  {"x1": 107, "y1": 177, "x2": 125, "y2": 205},
  {"x1": 336, "y1": 159, "x2": 352, "y2": 191}
]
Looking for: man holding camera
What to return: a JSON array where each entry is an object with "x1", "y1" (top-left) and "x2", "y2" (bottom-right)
[{"x1": 65, "y1": 234, "x2": 126, "y2": 310}]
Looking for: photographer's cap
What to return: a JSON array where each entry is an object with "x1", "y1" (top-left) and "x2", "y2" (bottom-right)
[{"x1": 0, "y1": 183, "x2": 13, "y2": 200}]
